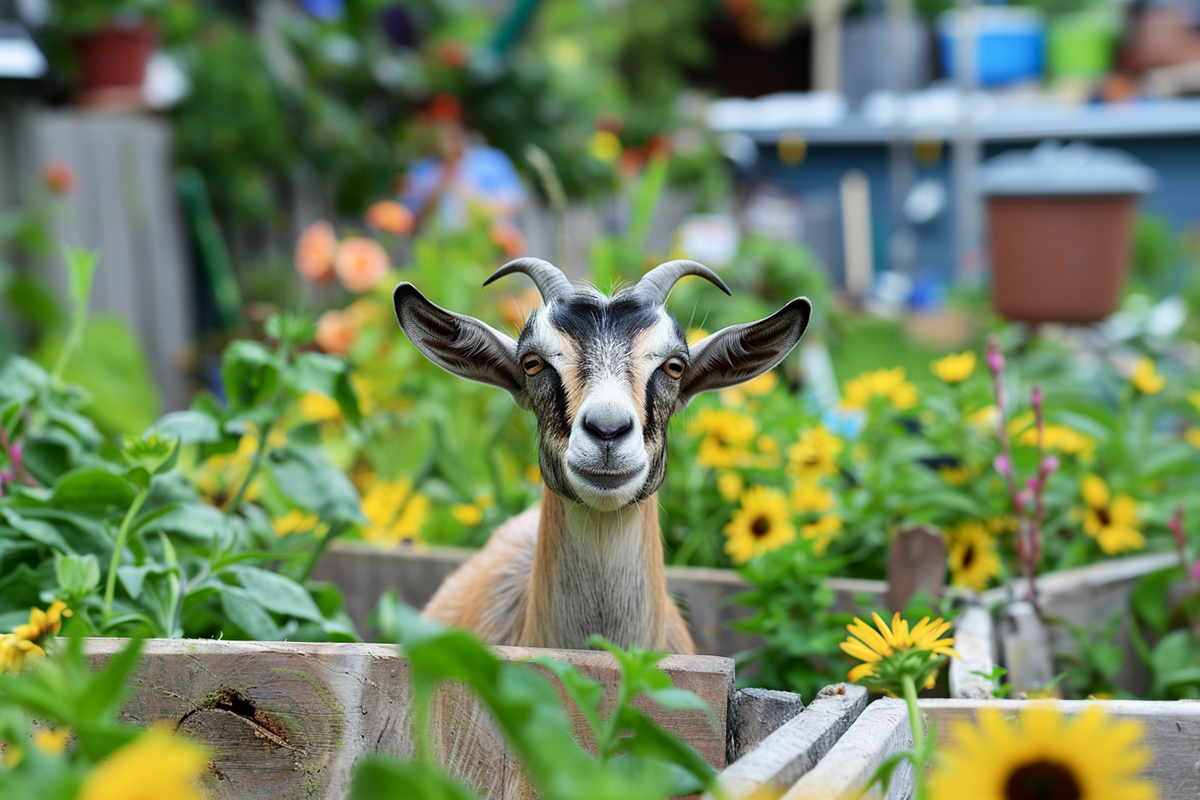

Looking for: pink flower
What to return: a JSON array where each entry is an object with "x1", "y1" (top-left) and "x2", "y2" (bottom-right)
[
  {"x1": 1031, "y1": 385, "x2": 1044, "y2": 409},
  {"x1": 1039, "y1": 455, "x2": 1060, "y2": 475},
  {"x1": 986, "y1": 338, "x2": 1005, "y2": 375},
  {"x1": 335, "y1": 237, "x2": 389, "y2": 294},
  {"x1": 1170, "y1": 505, "x2": 1186, "y2": 551},
  {"x1": 993, "y1": 453, "x2": 1012, "y2": 478},
  {"x1": 1191, "y1": 557, "x2": 1200, "y2": 582},
  {"x1": 295, "y1": 221, "x2": 338, "y2": 284}
]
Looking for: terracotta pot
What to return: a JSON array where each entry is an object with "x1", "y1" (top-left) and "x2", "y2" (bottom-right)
[
  {"x1": 74, "y1": 22, "x2": 155, "y2": 107},
  {"x1": 987, "y1": 194, "x2": 1138, "y2": 323}
]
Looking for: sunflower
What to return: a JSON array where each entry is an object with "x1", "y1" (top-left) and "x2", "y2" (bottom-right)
[
  {"x1": 723, "y1": 486, "x2": 795, "y2": 565},
  {"x1": 688, "y1": 408, "x2": 757, "y2": 469},
  {"x1": 361, "y1": 478, "x2": 430, "y2": 544},
  {"x1": 716, "y1": 471, "x2": 744, "y2": 503},
  {"x1": 1130, "y1": 357, "x2": 1165, "y2": 395},
  {"x1": 80, "y1": 727, "x2": 209, "y2": 800},
  {"x1": 1017, "y1": 423, "x2": 1095, "y2": 460},
  {"x1": 719, "y1": 370, "x2": 780, "y2": 408},
  {"x1": 840, "y1": 612, "x2": 959, "y2": 690},
  {"x1": 931, "y1": 351, "x2": 976, "y2": 384},
  {"x1": 271, "y1": 510, "x2": 324, "y2": 538},
  {"x1": 1080, "y1": 475, "x2": 1144, "y2": 555},
  {"x1": 801, "y1": 514, "x2": 843, "y2": 555},
  {"x1": 930, "y1": 705, "x2": 1155, "y2": 800},
  {"x1": 298, "y1": 392, "x2": 343, "y2": 424},
  {"x1": 946, "y1": 522, "x2": 1002, "y2": 591},
  {"x1": 791, "y1": 481, "x2": 835, "y2": 514},
  {"x1": 786, "y1": 425, "x2": 843, "y2": 481},
  {"x1": 842, "y1": 367, "x2": 919, "y2": 411}
]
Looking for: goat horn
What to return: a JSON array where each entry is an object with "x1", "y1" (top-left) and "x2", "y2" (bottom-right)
[
  {"x1": 483, "y1": 257, "x2": 572, "y2": 302},
  {"x1": 636, "y1": 260, "x2": 731, "y2": 304}
]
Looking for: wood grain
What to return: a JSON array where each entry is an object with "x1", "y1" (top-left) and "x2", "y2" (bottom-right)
[{"x1": 85, "y1": 638, "x2": 734, "y2": 800}]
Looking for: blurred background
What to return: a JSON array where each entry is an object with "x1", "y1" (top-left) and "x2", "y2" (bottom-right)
[{"x1": 0, "y1": 0, "x2": 1197, "y2": 430}]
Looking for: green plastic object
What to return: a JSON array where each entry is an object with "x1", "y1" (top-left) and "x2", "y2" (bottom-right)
[{"x1": 1048, "y1": 11, "x2": 1115, "y2": 80}]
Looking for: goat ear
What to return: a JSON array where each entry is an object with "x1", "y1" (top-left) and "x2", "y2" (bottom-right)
[
  {"x1": 677, "y1": 297, "x2": 812, "y2": 409},
  {"x1": 393, "y1": 283, "x2": 529, "y2": 408}
]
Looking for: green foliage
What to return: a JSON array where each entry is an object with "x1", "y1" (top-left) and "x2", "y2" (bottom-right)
[{"x1": 370, "y1": 600, "x2": 718, "y2": 800}]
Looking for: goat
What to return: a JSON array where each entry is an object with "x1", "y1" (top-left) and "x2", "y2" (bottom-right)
[{"x1": 393, "y1": 258, "x2": 811, "y2": 653}]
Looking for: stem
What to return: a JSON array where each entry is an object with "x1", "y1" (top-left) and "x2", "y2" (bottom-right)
[
  {"x1": 901, "y1": 673, "x2": 928, "y2": 800},
  {"x1": 300, "y1": 522, "x2": 345, "y2": 581},
  {"x1": 103, "y1": 487, "x2": 150, "y2": 622},
  {"x1": 225, "y1": 420, "x2": 273, "y2": 517}
]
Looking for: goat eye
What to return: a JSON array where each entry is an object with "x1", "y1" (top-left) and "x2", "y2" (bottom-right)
[
  {"x1": 662, "y1": 357, "x2": 686, "y2": 379},
  {"x1": 522, "y1": 355, "x2": 544, "y2": 376}
]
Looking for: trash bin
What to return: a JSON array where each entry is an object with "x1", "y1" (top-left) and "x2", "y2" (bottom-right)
[{"x1": 979, "y1": 141, "x2": 1157, "y2": 323}]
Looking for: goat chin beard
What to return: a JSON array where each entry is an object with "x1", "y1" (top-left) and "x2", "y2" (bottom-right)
[{"x1": 563, "y1": 462, "x2": 649, "y2": 511}]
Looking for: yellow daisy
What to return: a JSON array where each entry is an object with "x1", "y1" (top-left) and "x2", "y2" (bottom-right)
[
  {"x1": 2, "y1": 600, "x2": 72, "y2": 671},
  {"x1": 946, "y1": 521, "x2": 1002, "y2": 591},
  {"x1": 271, "y1": 510, "x2": 324, "y2": 538},
  {"x1": 1131, "y1": 357, "x2": 1165, "y2": 395},
  {"x1": 791, "y1": 482, "x2": 836, "y2": 514},
  {"x1": 80, "y1": 727, "x2": 209, "y2": 800},
  {"x1": 930, "y1": 705, "x2": 1156, "y2": 800},
  {"x1": 840, "y1": 612, "x2": 959, "y2": 684},
  {"x1": 786, "y1": 425, "x2": 843, "y2": 482},
  {"x1": 723, "y1": 486, "x2": 795, "y2": 565},
  {"x1": 1017, "y1": 424, "x2": 1095, "y2": 460},
  {"x1": 32, "y1": 727, "x2": 70, "y2": 755},
  {"x1": 716, "y1": 471, "x2": 744, "y2": 503},
  {"x1": 688, "y1": 408, "x2": 757, "y2": 469},
  {"x1": 361, "y1": 478, "x2": 430, "y2": 544},
  {"x1": 1080, "y1": 475, "x2": 1144, "y2": 555},
  {"x1": 720, "y1": 370, "x2": 781, "y2": 407},
  {"x1": 801, "y1": 513, "x2": 842, "y2": 555},
  {"x1": 939, "y1": 464, "x2": 970, "y2": 486},
  {"x1": 1186, "y1": 428, "x2": 1200, "y2": 449},
  {"x1": 298, "y1": 391, "x2": 343, "y2": 424},
  {"x1": 931, "y1": 351, "x2": 976, "y2": 383},
  {"x1": 842, "y1": 367, "x2": 919, "y2": 411}
]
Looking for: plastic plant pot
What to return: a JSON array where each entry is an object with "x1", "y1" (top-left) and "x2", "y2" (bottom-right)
[
  {"x1": 75, "y1": 21, "x2": 155, "y2": 107},
  {"x1": 1048, "y1": 11, "x2": 1116, "y2": 80},
  {"x1": 939, "y1": 7, "x2": 1044, "y2": 87},
  {"x1": 979, "y1": 141, "x2": 1156, "y2": 324}
]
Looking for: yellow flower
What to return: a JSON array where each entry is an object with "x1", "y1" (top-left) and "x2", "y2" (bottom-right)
[
  {"x1": 1, "y1": 741, "x2": 22, "y2": 767},
  {"x1": 298, "y1": 392, "x2": 342, "y2": 424},
  {"x1": 842, "y1": 367, "x2": 919, "y2": 411},
  {"x1": 588, "y1": 130, "x2": 622, "y2": 163},
  {"x1": 1189, "y1": 390, "x2": 1200, "y2": 413},
  {"x1": 33, "y1": 727, "x2": 70, "y2": 755},
  {"x1": 801, "y1": 513, "x2": 842, "y2": 555},
  {"x1": 966, "y1": 405, "x2": 998, "y2": 430},
  {"x1": 720, "y1": 371, "x2": 780, "y2": 407},
  {"x1": 80, "y1": 727, "x2": 209, "y2": 800},
  {"x1": 716, "y1": 471, "x2": 744, "y2": 503},
  {"x1": 361, "y1": 479, "x2": 430, "y2": 544},
  {"x1": 1131, "y1": 357, "x2": 1165, "y2": 395},
  {"x1": 271, "y1": 510, "x2": 323, "y2": 538},
  {"x1": 525, "y1": 464, "x2": 542, "y2": 484},
  {"x1": 931, "y1": 351, "x2": 976, "y2": 384},
  {"x1": 930, "y1": 705, "x2": 1156, "y2": 800},
  {"x1": 451, "y1": 503, "x2": 484, "y2": 526},
  {"x1": 723, "y1": 487, "x2": 795, "y2": 565},
  {"x1": 946, "y1": 522, "x2": 1002, "y2": 591},
  {"x1": 689, "y1": 408, "x2": 757, "y2": 469},
  {"x1": 840, "y1": 612, "x2": 960, "y2": 684},
  {"x1": 685, "y1": 327, "x2": 708, "y2": 345},
  {"x1": 987, "y1": 515, "x2": 1019, "y2": 535},
  {"x1": 2, "y1": 600, "x2": 72, "y2": 671},
  {"x1": 939, "y1": 465, "x2": 970, "y2": 486},
  {"x1": 791, "y1": 482, "x2": 835, "y2": 514},
  {"x1": 1017, "y1": 423, "x2": 1095, "y2": 460},
  {"x1": 1080, "y1": 475, "x2": 1143, "y2": 555},
  {"x1": 1186, "y1": 427, "x2": 1200, "y2": 449},
  {"x1": 786, "y1": 425, "x2": 843, "y2": 482}
]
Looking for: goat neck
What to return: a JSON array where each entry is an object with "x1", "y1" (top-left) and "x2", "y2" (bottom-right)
[{"x1": 520, "y1": 486, "x2": 672, "y2": 651}]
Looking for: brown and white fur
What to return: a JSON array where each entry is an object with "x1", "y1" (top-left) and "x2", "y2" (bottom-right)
[{"x1": 393, "y1": 258, "x2": 811, "y2": 654}]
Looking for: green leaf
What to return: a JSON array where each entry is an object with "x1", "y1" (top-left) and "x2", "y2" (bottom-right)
[
  {"x1": 77, "y1": 634, "x2": 144, "y2": 725},
  {"x1": 347, "y1": 756, "x2": 478, "y2": 800},
  {"x1": 52, "y1": 467, "x2": 136, "y2": 508},
  {"x1": 1131, "y1": 567, "x2": 1179, "y2": 635},
  {"x1": 219, "y1": 587, "x2": 282, "y2": 640},
  {"x1": 117, "y1": 564, "x2": 170, "y2": 601},
  {"x1": 148, "y1": 410, "x2": 222, "y2": 444},
  {"x1": 232, "y1": 565, "x2": 324, "y2": 622},
  {"x1": 143, "y1": 503, "x2": 229, "y2": 541},
  {"x1": 289, "y1": 352, "x2": 362, "y2": 426},
  {"x1": 1, "y1": 508, "x2": 73, "y2": 553},
  {"x1": 56, "y1": 552, "x2": 101, "y2": 597},
  {"x1": 221, "y1": 340, "x2": 279, "y2": 413},
  {"x1": 268, "y1": 446, "x2": 365, "y2": 524}
]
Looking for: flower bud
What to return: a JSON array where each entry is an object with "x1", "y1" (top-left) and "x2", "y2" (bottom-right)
[
  {"x1": 1040, "y1": 455, "x2": 1060, "y2": 475},
  {"x1": 986, "y1": 338, "x2": 1005, "y2": 375},
  {"x1": 993, "y1": 453, "x2": 1012, "y2": 478}
]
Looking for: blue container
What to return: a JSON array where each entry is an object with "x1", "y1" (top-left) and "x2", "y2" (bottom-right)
[{"x1": 938, "y1": 8, "x2": 1044, "y2": 87}]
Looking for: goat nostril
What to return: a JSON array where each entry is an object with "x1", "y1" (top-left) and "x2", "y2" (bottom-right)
[{"x1": 583, "y1": 414, "x2": 633, "y2": 441}]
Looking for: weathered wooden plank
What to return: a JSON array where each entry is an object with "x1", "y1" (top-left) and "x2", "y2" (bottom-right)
[
  {"x1": 885, "y1": 526, "x2": 945, "y2": 613},
  {"x1": 782, "y1": 697, "x2": 913, "y2": 800},
  {"x1": 314, "y1": 543, "x2": 888, "y2": 658},
  {"x1": 85, "y1": 638, "x2": 733, "y2": 800},
  {"x1": 714, "y1": 684, "x2": 868, "y2": 800},
  {"x1": 948, "y1": 604, "x2": 996, "y2": 700},
  {"x1": 726, "y1": 687, "x2": 806, "y2": 763},
  {"x1": 920, "y1": 699, "x2": 1200, "y2": 800}
]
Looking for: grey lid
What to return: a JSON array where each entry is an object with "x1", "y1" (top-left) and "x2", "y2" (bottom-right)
[{"x1": 979, "y1": 140, "x2": 1157, "y2": 197}]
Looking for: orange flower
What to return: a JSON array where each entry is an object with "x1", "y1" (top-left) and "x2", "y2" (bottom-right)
[
  {"x1": 365, "y1": 200, "x2": 414, "y2": 235},
  {"x1": 499, "y1": 287, "x2": 541, "y2": 330},
  {"x1": 42, "y1": 160, "x2": 76, "y2": 195},
  {"x1": 335, "y1": 237, "x2": 389, "y2": 293},
  {"x1": 489, "y1": 218, "x2": 526, "y2": 258},
  {"x1": 437, "y1": 42, "x2": 469, "y2": 68},
  {"x1": 295, "y1": 221, "x2": 337, "y2": 284},
  {"x1": 315, "y1": 309, "x2": 360, "y2": 356},
  {"x1": 428, "y1": 93, "x2": 462, "y2": 123}
]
